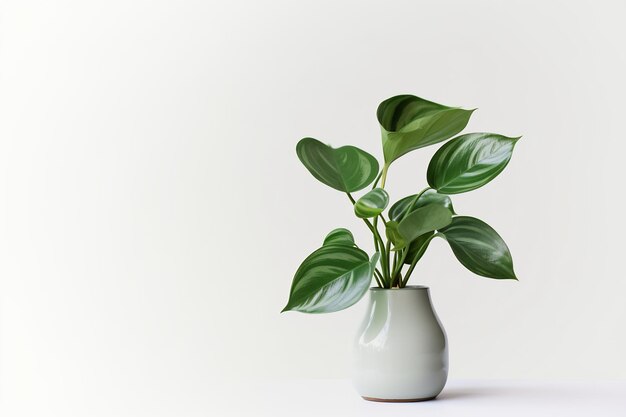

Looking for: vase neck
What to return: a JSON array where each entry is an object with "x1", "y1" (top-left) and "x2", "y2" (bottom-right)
[{"x1": 368, "y1": 287, "x2": 435, "y2": 316}]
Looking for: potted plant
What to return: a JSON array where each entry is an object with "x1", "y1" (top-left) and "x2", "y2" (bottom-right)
[{"x1": 281, "y1": 94, "x2": 520, "y2": 402}]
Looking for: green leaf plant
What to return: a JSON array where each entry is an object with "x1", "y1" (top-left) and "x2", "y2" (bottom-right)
[{"x1": 283, "y1": 95, "x2": 520, "y2": 314}]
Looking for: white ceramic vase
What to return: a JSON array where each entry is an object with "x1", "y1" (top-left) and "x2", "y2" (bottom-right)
[{"x1": 352, "y1": 286, "x2": 448, "y2": 402}]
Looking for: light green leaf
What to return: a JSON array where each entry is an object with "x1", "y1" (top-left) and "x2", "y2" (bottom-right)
[
  {"x1": 282, "y1": 245, "x2": 377, "y2": 313},
  {"x1": 377, "y1": 95, "x2": 474, "y2": 165},
  {"x1": 385, "y1": 221, "x2": 406, "y2": 251},
  {"x1": 296, "y1": 137, "x2": 379, "y2": 192},
  {"x1": 398, "y1": 204, "x2": 453, "y2": 243},
  {"x1": 354, "y1": 188, "x2": 389, "y2": 218},
  {"x1": 388, "y1": 190, "x2": 455, "y2": 222},
  {"x1": 427, "y1": 133, "x2": 520, "y2": 194},
  {"x1": 440, "y1": 216, "x2": 517, "y2": 280},
  {"x1": 323, "y1": 228, "x2": 356, "y2": 247}
]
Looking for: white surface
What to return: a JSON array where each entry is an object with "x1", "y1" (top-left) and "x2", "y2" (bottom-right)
[
  {"x1": 216, "y1": 379, "x2": 626, "y2": 416},
  {"x1": 1, "y1": 1, "x2": 626, "y2": 413}
]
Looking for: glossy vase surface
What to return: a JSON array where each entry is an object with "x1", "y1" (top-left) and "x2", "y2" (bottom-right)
[{"x1": 352, "y1": 286, "x2": 448, "y2": 402}]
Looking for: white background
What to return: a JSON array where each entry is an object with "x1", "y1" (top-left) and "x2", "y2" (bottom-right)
[{"x1": 1, "y1": 0, "x2": 625, "y2": 415}]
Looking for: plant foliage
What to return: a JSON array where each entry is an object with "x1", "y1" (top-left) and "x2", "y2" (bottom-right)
[{"x1": 283, "y1": 95, "x2": 520, "y2": 313}]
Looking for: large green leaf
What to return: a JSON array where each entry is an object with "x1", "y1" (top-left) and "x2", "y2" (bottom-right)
[
  {"x1": 323, "y1": 228, "x2": 355, "y2": 247},
  {"x1": 377, "y1": 95, "x2": 474, "y2": 165},
  {"x1": 388, "y1": 190, "x2": 455, "y2": 222},
  {"x1": 354, "y1": 188, "x2": 389, "y2": 218},
  {"x1": 440, "y1": 216, "x2": 517, "y2": 280},
  {"x1": 296, "y1": 137, "x2": 379, "y2": 192},
  {"x1": 398, "y1": 204, "x2": 453, "y2": 244},
  {"x1": 427, "y1": 133, "x2": 520, "y2": 194},
  {"x1": 282, "y1": 246, "x2": 379, "y2": 313}
]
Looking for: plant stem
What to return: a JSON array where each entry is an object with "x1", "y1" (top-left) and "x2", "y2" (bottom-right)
[
  {"x1": 385, "y1": 240, "x2": 391, "y2": 286},
  {"x1": 373, "y1": 269, "x2": 384, "y2": 288},
  {"x1": 371, "y1": 221, "x2": 380, "y2": 254},
  {"x1": 376, "y1": 166, "x2": 390, "y2": 285},
  {"x1": 390, "y1": 249, "x2": 409, "y2": 287},
  {"x1": 380, "y1": 164, "x2": 389, "y2": 188},
  {"x1": 373, "y1": 216, "x2": 387, "y2": 285},
  {"x1": 401, "y1": 233, "x2": 441, "y2": 287},
  {"x1": 373, "y1": 216, "x2": 380, "y2": 252},
  {"x1": 347, "y1": 192, "x2": 389, "y2": 287},
  {"x1": 399, "y1": 186, "x2": 431, "y2": 222},
  {"x1": 363, "y1": 219, "x2": 385, "y2": 253},
  {"x1": 371, "y1": 171, "x2": 383, "y2": 189}
]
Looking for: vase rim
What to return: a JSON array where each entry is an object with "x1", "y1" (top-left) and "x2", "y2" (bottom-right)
[{"x1": 370, "y1": 285, "x2": 429, "y2": 291}]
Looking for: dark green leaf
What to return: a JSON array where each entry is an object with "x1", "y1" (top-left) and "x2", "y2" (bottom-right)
[
  {"x1": 398, "y1": 204, "x2": 453, "y2": 243},
  {"x1": 427, "y1": 133, "x2": 520, "y2": 194},
  {"x1": 354, "y1": 188, "x2": 389, "y2": 218},
  {"x1": 282, "y1": 246, "x2": 379, "y2": 313},
  {"x1": 323, "y1": 228, "x2": 355, "y2": 247},
  {"x1": 440, "y1": 216, "x2": 517, "y2": 280},
  {"x1": 377, "y1": 95, "x2": 474, "y2": 165},
  {"x1": 296, "y1": 137, "x2": 379, "y2": 192},
  {"x1": 389, "y1": 190, "x2": 455, "y2": 222},
  {"x1": 385, "y1": 221, "x2": 406, "y2": 251},
  {"x1": 403, "y1": 231, "x2": 435, "y2": 264}
]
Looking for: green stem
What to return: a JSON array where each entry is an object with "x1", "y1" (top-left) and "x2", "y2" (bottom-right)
[
  {"x1": 401, "y1": 233, "x2": 441, "y2": 287},
  {"x1": 371, "y1": 171, "x2": 383, "y2": 189},
  {"x1": 390, "y1": 249, "x2": 409, "y2": 287},
  {"x1": 380, "y1": 164, "x2": 389, "y2": 188},
  {"x1": 373, "y1": 216, "x2": 380, "y2": 250},
  {"x1": 373, "y1": 216, "x2": 387, "y2": 285},
  {"x1": 373, "y1": 269, "x2": 384, "y2": 288},
  {"x1": 364, "y1": 219, "x2": 385, "y2": 254},
  {"x1": 375, "y1": 167, "x2": 391, "y2": 286},
  {"x1": 385, "y1": 240, "x2": 391, "y2": 286},
  {"x1": 399, "y1": 187, "x2": 432, "y2": 222},
  {"x1": 372, "y1": 220, "x2": 380, "y2": 253},
  {"x1": 347, "y1": 192, "x2": 389, "y2": 286}
]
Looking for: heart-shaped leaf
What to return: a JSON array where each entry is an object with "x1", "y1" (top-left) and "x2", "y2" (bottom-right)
[
  {"x1": 398, "y1": 204, "x2": 453, "y2": 244},
  {"x1": 389, "y1": 190, "x2": 455, "y2": 222},
  {"x1": 354, "y1": 188, "x2": 389, "y2": 218},
  {"x1": 385, "y1": 221, "x2": 406, "y2": 251},
  {"x1": 323, "y1": 228, "x2": 356, "y2": 247},
  {"x1": 282, "y1": 246, "x2": 379, "y2": 313},
  {"x1": 296, "y1": 137, "x2": 379, "y2": 192},
  {"x1": 440, "y1": 216, "x2": 517, "y2": 280},
  {"x1": 427, "y1": 133, "x2": 520, "y2": 194},
  {"x1": 377, "y1": 95, "x2": 474, "y2": 165}
]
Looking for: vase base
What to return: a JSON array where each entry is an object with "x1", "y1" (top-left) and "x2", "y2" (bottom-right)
[{"x1": 362, "y1": 395, "x2": 437, "y2": 403}]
